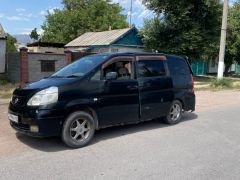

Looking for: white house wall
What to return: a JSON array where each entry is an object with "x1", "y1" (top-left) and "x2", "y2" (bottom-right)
[
  {"x1": 208, "y1": 58, "x2": 236, "y2": 73},
  {"x1": 0, "y1": 39, "x2": 6, "y2": 73}
]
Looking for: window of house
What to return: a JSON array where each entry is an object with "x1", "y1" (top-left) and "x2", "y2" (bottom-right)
[
  {"x1": 137, "y1": 60, "x2": 166, "y2": 78},
  {"x1": 41, "y1": 60, "x2": 56, "y2": 72}
]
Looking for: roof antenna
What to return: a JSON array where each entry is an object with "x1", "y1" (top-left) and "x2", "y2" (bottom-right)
[{"x1": 129, "y1": 0, "x2": 133, "y2": 27}]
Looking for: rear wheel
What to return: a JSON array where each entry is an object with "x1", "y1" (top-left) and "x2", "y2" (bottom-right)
[
  {"x1": 164, "y1": 100, "x2": 183, "y2": 124},
  {"x1": 61, "y1": 111, "x2": 95, "y2": 148}
]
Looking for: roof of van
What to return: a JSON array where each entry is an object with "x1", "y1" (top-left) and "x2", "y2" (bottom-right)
[
  {"x1": 94, "y1": 52, "x2": 186, "y2": 59},
  {"x1": 97, "y1": 52, "x2": 165, "y2": 56}
]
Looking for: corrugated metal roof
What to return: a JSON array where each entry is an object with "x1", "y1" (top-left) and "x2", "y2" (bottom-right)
[
  {"x1": 65, "y1": 28, "x2": 132, "y2": 47},
  {"x1": 0, "y1": 23, "x2": 6, "y2": 39}
]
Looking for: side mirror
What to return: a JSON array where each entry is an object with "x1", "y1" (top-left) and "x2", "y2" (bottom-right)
[{"x1": 106, "y1": 72, "x2": 117, "y2": 80}]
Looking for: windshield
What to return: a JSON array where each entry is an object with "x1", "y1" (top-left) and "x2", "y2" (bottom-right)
[{"x1": 52, "y1": 55, "x2": 108, "y2": 78}]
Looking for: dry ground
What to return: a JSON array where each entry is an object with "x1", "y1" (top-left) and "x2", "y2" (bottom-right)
[{"x1": 0, "y1": 90, "x2": 240, "y2": 158}]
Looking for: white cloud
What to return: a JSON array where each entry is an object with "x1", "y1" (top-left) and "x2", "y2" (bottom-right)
[
  {"x1": 0, "y1": 13, "x2": 4, "y2": 18},
  {"x1": 111, "y1": 0, "x2": 128, "y2": 5},
  {"x1": 16, "y1": 8, "x2": 26, "y2": 12},
  {"x1": 38, "y1": 28, "x2": 44, "y2": 35},
  {"x1": 7, "y1": 16, "x2": 29, "y2": 21},
  {"x1": 26, "y1": 13, "x2": 33, "y2": 18},
  {"x1": 40, "y1": 10, "x2": 46, "y2": 16},
  {"x1": 48, "y1": 7, "x2": 59, "y2": 14},
  {"x1": 40, "y1": 7, "x2": 59, "y2": 16}
]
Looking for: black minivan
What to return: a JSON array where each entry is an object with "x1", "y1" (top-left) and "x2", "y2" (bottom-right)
[{"x1": 8, "y1": 53, "x2": 195, "y2": 148}]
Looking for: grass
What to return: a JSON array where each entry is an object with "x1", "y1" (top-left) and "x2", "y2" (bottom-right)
[
  {"x1": 0, "y1": 83, "x2": 19, "y2": 99},
  {"x1": 194, "y1": 76, "x2": 240, "y2": 91}
]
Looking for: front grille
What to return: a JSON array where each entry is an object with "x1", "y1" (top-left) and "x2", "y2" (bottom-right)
[
  {"x1": 11, "y1": 121, "x2": 30, "y2": 131},
  {"x1": 11, "y1": 95, "x2": 28, "y2": 107}
]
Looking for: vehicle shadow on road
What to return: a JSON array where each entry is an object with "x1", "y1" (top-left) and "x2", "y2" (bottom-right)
[
  {"x1": 16, "y1": 112, "x2": 198, "y2": 152},
  {"x1": 92, "y1": 112, "x2": 198, "y2": 145}
]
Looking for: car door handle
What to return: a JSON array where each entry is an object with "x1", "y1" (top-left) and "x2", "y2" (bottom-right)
[{"x1": 127, "y1": 85, "x2": 138, "y2": 90}]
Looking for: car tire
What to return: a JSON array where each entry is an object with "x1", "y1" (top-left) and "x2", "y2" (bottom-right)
[
  {"x1": 164, "y1": 100, "x2": 183, "y2": 124},
  {"x1": 61, "y1": 111, "x2": 95, "y2": 148}
]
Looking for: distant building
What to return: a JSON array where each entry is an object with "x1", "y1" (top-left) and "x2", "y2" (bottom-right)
[
  {"x1": 27, "y1": 42, "x2": 65, "y2": 54},
  {"x1": 0, "y1": 23, "x2": 7, "y2": 73},
  {"x1": 65, "y1": 27, "x2": 144, "y2": 53}
]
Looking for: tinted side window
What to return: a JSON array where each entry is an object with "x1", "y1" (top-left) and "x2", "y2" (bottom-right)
[
  {"x1": 138, "y1": 60, "x2": 166, "y2": 78},
  {"x1": 167, "y1": 56, "x2": 190, "y2": 76},
  {"x1": 167, "y1": 56, "x2": 191, "y2": 86}
]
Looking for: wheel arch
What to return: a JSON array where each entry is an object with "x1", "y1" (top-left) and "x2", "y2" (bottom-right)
[
  {"x1": 174, "y1": 98, "x2": 184, "y2": 110},
  {"x1": 64, "y1": 105, "x2": 99, "y2": 130}
]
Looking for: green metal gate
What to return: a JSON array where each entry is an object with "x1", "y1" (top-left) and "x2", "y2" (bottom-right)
[
  {"x1": 191, "y1": 60, "x2": 208, "y2": 76},
  {"x1": 235, "y1": 64, "x2": 240, "y2": 75}
]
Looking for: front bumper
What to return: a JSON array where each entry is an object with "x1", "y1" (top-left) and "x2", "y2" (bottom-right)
[{"x1": 8, "y1": 103, "x2": 65, "y2": 137}]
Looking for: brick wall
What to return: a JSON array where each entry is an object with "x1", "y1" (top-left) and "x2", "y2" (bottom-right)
[{"x1": 5, "y1": 49, "x2": 92, "y2": 83}]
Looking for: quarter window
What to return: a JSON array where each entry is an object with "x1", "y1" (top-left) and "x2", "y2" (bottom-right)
[{"x1": 137, "y1": 60, "x2": 166, "y2": 78}]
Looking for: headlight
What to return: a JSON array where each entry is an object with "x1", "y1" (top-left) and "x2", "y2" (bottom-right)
[{"x1": 27, "y1": 87, "x2": 58, "y2": 106}]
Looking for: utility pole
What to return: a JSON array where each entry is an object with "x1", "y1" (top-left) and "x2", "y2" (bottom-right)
[
  {"x1": 217, "y1": 0, "x2": 229, "y2": 79},
  {"x1": 129, "y1": 0, "x2": 133, "y2": 27}
]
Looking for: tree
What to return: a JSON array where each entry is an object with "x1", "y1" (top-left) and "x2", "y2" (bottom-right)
[
  {"x1": 30, "y1": 28, "x2": 40, "y2": 41},
  {"x1": 141, "y1": 0, "x2": 222, "y2": 59},
  {"x1": 6, "y1": 34, "x2": 17, "y2": 53},
  {"x1": 224, "y1": 1, "x2": 240, "y2": 74},
  {"x1": 41, "y1": 0, "x2": 128, "y2": 43}
]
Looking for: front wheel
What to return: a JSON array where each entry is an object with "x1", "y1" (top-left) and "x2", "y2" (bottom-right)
[
  {"x1": 61, "y1": 111, "x2": 95, "y2": 148},
  {"x1": 164, "y1": 100, "x2": 183, "y2": 124}
]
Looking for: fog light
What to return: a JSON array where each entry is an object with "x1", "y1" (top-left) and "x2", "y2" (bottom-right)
[{"x1": 30, "y1": 126, "x2": 39, "y2": 133}]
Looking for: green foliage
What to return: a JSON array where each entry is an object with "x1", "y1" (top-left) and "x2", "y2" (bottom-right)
[
  {"x1": 6, "y1": 34, "x2": 17, "y2": 53},
  {"x1": 30, "y1": 28, "x2": 40, "y2": 41},
  {"x1": 41, "y1": 0, "x2": 128, "y2": 43},
  {"x1": 141, "y1": 0, "x2": 222, "y2": 59},
  {"x1": 210, "y1": 78, "x2": 233, "y2": 88},
  {"x1": 225, "y1": 1, "x2": 240, "y2": 71},
  {"x1": 0, "y1": 79, "x2": 8, "y2": 85}
]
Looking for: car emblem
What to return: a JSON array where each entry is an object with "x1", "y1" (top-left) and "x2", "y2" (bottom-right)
[{"x1": 13, "y1": 98, "x2": 19, "y2": 104}]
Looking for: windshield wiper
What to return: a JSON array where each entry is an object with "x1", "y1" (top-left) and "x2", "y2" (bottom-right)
[
  {"x1": 50, "y1": 75, "x2": 64, "y2": 78},
  {"x1": 65, "y1": 75, "x2": 82, "y2": 78}
]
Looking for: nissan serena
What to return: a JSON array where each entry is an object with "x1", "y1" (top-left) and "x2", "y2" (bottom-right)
[{"x1": 8, "y1": 53, "x2": 195, "y2": 148}]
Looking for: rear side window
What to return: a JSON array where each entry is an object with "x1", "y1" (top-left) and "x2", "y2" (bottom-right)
[
  {"x1": 167, "y1": 56, "x2": 191, "y2": 86},
  {"x1": 167, "y1": 56, "x2": 190, "y2": 76},
  {"x1": 137, "y1": 60, "x2": 166, "y2": 78}
]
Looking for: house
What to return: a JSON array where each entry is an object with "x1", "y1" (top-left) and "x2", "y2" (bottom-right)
[
  {"x1": 65, "y1": 27, "x2": 144, "y2": 53},
  {"x1": 27, "y1": 42, "x2": 65, "y2": 54},
  {"x1": 191, "y1": 58, "x2": 240, "y2": 76},
  {"x1": 0, "y1": 23, "x2": 7, "y2": 73}
]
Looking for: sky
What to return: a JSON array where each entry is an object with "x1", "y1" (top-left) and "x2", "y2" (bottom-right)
[
  {"x1": 0, "y1": 0, "x2": 154, "y2": 35},
  {"x1": 0, "y1": 0, "x2": 236, "y2": 35}
]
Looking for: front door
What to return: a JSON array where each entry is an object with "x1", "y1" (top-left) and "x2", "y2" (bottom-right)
[
  {"x1": 136, "y1": 56, "x2": 174, "y2": 121},
  {"x1": 97, "y1": 56, "x2": 140, "y2": 127}
]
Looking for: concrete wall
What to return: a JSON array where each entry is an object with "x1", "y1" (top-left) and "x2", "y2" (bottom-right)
[
  {"x1": 28, "y1": 46, "x2": 65, "y2": 54},
  {"x1": 0, "y1": 39, "x2": 6, "y2": 73},
  {"x1": 28, "y1": 53, "x2": 66, "y2": 82},
  {"x1": 7, "y1": 53, "x2": 20, "y2": 83}
]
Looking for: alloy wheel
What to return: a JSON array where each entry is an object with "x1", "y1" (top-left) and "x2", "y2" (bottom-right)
[{"x1": 70, "y1": 119, "x2": 90, "y2": 141}]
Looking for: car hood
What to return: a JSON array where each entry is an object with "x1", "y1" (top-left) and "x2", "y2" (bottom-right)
[{"x1": 13, "y1": 78, "x2": 79, "y2": 97}]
